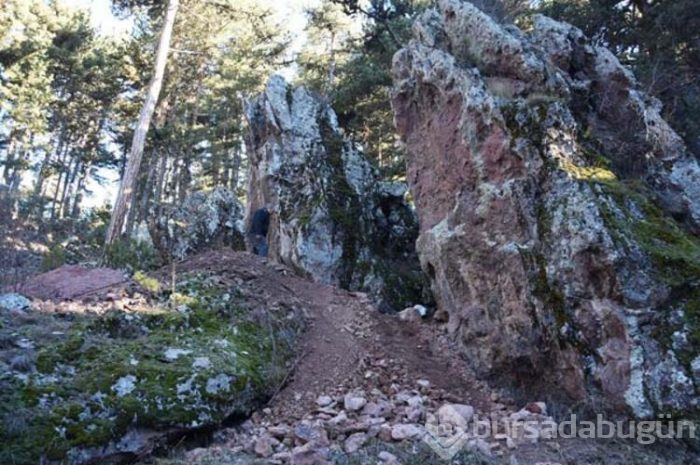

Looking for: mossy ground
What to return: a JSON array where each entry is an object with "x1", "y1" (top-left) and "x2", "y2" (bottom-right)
[{"x1": 0, "y1": 272, "x2": 299, "y2": 464}]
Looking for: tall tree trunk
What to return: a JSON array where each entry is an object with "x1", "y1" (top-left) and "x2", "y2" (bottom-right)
[
  {"x1": 8, "y1": 133, "x2": 32, "y2": 193},
  {"x1": 327, "y1": 31, "x2": 336, "y2": 93},
  {"x1": 51, "y1": 160, "x2": 68, "y2": 220},
  {"x1": 34, "y1": 133, "x2": 61, "y2": 197},
  {"x1": 59, "y1": 158, "x2": 80, "y2": 219},
  {"x1": 105, "y1": 0, "x2": 179, "y2": 246},
  {"x1": 71, "y1": 162, "x2": 90, "y2": 218},
  {"x1": 135, "y1": 152, "x2": 160, "y2": 233},
  {"x1": 125, "y1": 152, "x2": 153, "y2": 238},
  {"x1": 154, "y1": 151, "x2": 168, "y2": 206},
  {"x1": 2, "y1": 130, "x2": 17, "y2": 185},
  {"x1": 50, "y1": 138, "x2": 72, "y2": 219}
]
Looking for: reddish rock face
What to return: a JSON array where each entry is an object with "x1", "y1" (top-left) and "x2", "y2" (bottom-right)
[
  {"x1": 17, "y1": 265, "x2": 125, "y2": 300},
  {"x1": 392, "y1": 0, "x2": 700, "y2": 417}
]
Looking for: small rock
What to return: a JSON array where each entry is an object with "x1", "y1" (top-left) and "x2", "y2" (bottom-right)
[
  {"x1": 294, "y1": 421, "x2": 329, "y2": 447},
  {"x1": 362, "y1": 400, "x2": 392, "y2": 418},
  {"x1": 339, "y1": 419, "x2": 372, "y2": 434},
  {"x1": 291, "y1": 443, "x2": 330, "y2": 465},
  {"x1": 391, "y1": 423, "x2": 424, "y2": 441},
  {"x1": 15, "y1": 338, "x2": 34, "y2": 350},
  {"x1": 451, "y1": 404, "x2": 475, "y2": 423},
  {"x1": 469, "y1": 438, "x2": 492, "y2": 456},
  {"x1": 406, "y1": 395, "x2": 423, "y2": 408},
  {"x1": 398, "y1": 307, "x2": 421, "y2": 322},
  {"x1": 185, "y1": 447, "x2": 217, "y2": 461},
  {"x1": 406, "y1": 406, "x2": 424, "y2": 423},
  {"x1": 192, "y1": 357, "x2": 211, "y2": 369},
  {"x1": 112, "y1": 375, "x2": 137, "y2": 397},
  {"x1": 10, "y1": 354, "x2": 35, "y2": 372},
  {"x1": 0, "y1": 293, "x2": 31, "y2": 314},
  {"x1": 254, "y1": 435, "x2": 277, "y2": 458},
  {"x1": 414, "y1": 304, "x2": 428, "y2": 317},
  {"x1": 506, "y1": 437, "x2": 517, "y2": 450},
  {"x1": 327, "y1": 410, "x2": 348, "y2": 427},
  {"x1": 416, "y1": 379, "x2": 430, "y2": 389},
  {"x1": 524, "y1": 402, "x2": 547, "y2": 415},
  {"x1": 268, "y1": 425, "x2": 290, "y2": 438},
  {"x1": 379, "y1": 450, "x2": 401, "y2": 464},
  {"x1": 164, "y1": 348, "x2": 192, "y2": 361},
  {"x1": 272, "y1": 451, "x2": 292, "y2": 461},
  {"x1": 316, "y1": 395, "x2": 333, "y2": 407},
  {"x1": 205, "y1": 374, "x2": 231, "y2": 394},
  {"x1": 394, "y1": 390, "x2": 414, "y2": 404},
  {"x1": 344, "y1": 432, "x2": 367, "y2": 453},
  {"x1": 378, "y1": 424, "x2": 393, "y2": 442},
  {"x1": 344, "y1": 393, "x2": 367, "y2": 411},
  {"x1": 692, "y1": 356, "x2": 700, "y2": 385}
]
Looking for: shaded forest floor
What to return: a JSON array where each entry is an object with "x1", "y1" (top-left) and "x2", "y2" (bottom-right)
[{"x1": 1, "y1": 249, "x2": 697, "y2": 465}]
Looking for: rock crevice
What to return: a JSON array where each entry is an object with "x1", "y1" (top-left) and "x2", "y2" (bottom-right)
[{"x1": 245, "y1": 76, "x2": 430, "y2": 311}]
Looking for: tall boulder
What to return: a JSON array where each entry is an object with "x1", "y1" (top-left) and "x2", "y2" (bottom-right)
[
  {"x1": 244, "y1": 76, "x2": 429, "y2": 311},
  {"x1": 391, "y1": 0, "x2": 700, "y2": 417}
]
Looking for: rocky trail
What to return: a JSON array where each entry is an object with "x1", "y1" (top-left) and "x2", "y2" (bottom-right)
[
  {"x1": 132, "y1": 252, "x2": 694, "y2": 465},
  {"x1": 1, "y1": 250, "x2": 696, "y2": 465},
  {"x1": 152, "y1": 251, "x2": 489, "y2": 419}
]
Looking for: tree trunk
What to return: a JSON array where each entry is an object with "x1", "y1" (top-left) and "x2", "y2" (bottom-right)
[
  {"x1": 50, "y1": 143, "x2": 70, "y2": 220},
  {"x1": 104, "y1": 0, "x2": 179, "y2": 245},
  {"x1": 61, "y1": 144, "x2": 85, "y2": 218},
  {"x1": 70, "y1": 162, "x2": 90, "y2": 218},
  {"x1": 2, "y1": 130, "x2": 17, "y2": 185}
]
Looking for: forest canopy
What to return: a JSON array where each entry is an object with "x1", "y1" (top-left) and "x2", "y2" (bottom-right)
[{"x1": 0, "y1": 0, "x2": 697, "y2": 258}]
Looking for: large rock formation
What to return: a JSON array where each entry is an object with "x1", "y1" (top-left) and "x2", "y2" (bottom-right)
[
  {"x1": 244, "y1": 76, "x2": 429, "y2": 311},
  {"x1": 148, "y1": 187, "x2": 246, "y2": 260},
  {"x1": 391, "y1": 0, "x2": 700, "y2": 417}
]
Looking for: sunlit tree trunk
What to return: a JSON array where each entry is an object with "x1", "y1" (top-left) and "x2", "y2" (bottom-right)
[
  {"x1": 105, "y1": 0, "x2": 179, "y2": 245},
  {"x1": 2, "y1": 130, "x2": 17, "y2": 185}
]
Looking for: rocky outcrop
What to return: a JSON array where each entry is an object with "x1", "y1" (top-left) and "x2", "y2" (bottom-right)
[
  {"x1": 15, "y1": 265, "x2": 126, "y2": 300},
  {"x1": 244, "y1": 76, "x2": 429, "y2": 311},
  {"x1": 148, "y1": 187, "x2": 245, "y2": 260},
  {"x1": 391, "y1": 0, "x2": 700, "y2": 417},
  {"x1": 0, "y1": 252, "x2": 305, "y2": 465}
]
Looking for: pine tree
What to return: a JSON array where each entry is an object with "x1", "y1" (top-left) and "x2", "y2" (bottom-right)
[{"x1": 105, "y1": 0, "x2": 179, "y2": 245}]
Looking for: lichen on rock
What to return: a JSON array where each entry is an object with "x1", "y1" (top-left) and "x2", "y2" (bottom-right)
[
  {"x1": 148, "y1": 186, "x2": 246, "y2": 260},
  {"x1": 391, "y1": 0, "x2": 700, "y2": 417}
]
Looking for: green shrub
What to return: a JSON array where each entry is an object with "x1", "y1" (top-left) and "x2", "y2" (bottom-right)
[
  {"x1": 103, "y1": 239, "x2": 160, "y2": 272},
  {"x1": 41, "y1": 244, "x2": 66, "y2": 272},
  {"x1": 133, "y1": 270, "x2": 161, "y2": 294}
]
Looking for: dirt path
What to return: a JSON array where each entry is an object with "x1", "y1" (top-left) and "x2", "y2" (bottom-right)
[{"x1": 268, "y1": 279, "x2": 491, "y2": 418}]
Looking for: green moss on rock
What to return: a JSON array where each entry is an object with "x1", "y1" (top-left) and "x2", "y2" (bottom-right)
[
  {"x1": 590, "y1": 178, "x2": 700, "y2": 365},
  {"x1": 0, "y1": 272, "x2": 300, "y2": 464}
]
